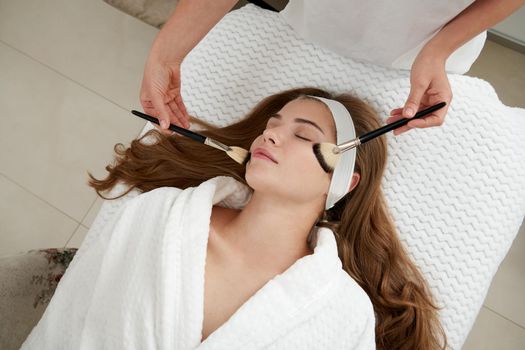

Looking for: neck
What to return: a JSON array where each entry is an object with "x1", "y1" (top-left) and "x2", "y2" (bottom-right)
[{"x1": 221, "y1": 191, "x2": 320, "y2": 273}]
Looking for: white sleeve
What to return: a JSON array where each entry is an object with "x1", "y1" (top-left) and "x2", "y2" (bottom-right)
[{"x1": 353, "y1": 310, "x2": 376, "y2": 350}]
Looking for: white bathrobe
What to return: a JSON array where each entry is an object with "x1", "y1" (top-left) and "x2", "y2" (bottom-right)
[{"x1": 21, "y1": 176, "x2": 376, "y2": 349}]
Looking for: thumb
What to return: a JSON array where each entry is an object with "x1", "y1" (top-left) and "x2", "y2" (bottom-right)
[
  {"x1": 152, "y1": 93, "x2": 173, "y2": 129},
  {"x1": 403, "y1": 84, "x2": 426, "y2": 118}
]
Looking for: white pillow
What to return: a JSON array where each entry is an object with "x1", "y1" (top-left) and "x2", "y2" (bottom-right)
[{"x1": 97, "y1": 4, "x2": 524, "y2": 349}]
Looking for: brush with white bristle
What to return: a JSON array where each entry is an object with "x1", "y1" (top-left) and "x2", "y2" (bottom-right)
[
  {"x1": 131, "y1": 110, "x2": 250, "y2": 166},
  {"x1": 313, "y1": 102, "x2": 447, "y2": 173}
]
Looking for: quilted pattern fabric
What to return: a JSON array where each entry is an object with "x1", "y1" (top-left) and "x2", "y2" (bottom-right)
[{"x1": 84, "y1": 4, "x2": 525, "y2": 349}]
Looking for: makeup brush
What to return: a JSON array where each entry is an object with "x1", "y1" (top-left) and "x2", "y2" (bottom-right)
[
  {"x1": 313, "y1": 101, "x2": 447, "y2": 173},
  {"x1": 131, "y1": 110, "x2": 250, "y2": 165}
]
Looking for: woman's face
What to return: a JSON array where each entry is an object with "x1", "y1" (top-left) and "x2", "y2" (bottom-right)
[{"x1": 245, "y1": 98, "x2": 337, "y2": 207}]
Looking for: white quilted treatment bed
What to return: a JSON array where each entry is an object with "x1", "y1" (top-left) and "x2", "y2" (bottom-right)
[{"x1": 87, "y1": 4, "x2": 525, "y2": 349}]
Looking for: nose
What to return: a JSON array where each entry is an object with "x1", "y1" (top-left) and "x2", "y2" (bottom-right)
[{"x1": 262, "y1": 126, "x2": 281, "y2": 145}]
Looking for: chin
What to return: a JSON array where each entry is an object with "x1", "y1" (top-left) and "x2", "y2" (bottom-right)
[{"x1": 245, "y1": 169, "x2": 278, "y2": 192}]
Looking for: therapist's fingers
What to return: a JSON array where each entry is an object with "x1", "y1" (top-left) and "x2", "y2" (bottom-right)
[
  {"x1": 162, "y1": 72, "x2": 191, "y2": 129},
  {"x1": 387, "y1": 105, "x2": 431, "y2": 132},
  {"x1": 403, "y1": 81, "x2": 427, "y2": 118},
  {"x1": 409, "y1": 84, "x2": 452, "y2": 129},
  {"x1": 142, "y1": 104, "x2": 175, "y2": 136},
  {"x1": 168, "y1": 99, "x2": 190, "y2": 129},
  {"x1": 387, "y1": 107, "x2": 439, "y2": 135},
  {"x1": 389, "y1": 108, "x2": 404, "y2": 116},
  {"x1": 402, "y1": 93, "x2": 451, "y2": 130},
  {"x1": 386, "y1": 110, "x2": 413, "y2": 136},
  {"x1": 405, "y1": 110, "x2": 446, "y2": 129},
  {"x1": 168, "y1": 66, "x2": 191, "y2": 128},
  {"x1": 152, "y1": 91, "x2": 177, "y2": 130},
  {"x1": 141, "y1": 93, "x2": 172, "y2": 131},
  {"x1": 140, "y1": 61, "x2": 178, "y2": 131},
  {"x1": 174, "y1": 93, "x2": 190, "y2": 121},
  {"x1": 387, "y1": 101, "x2": 450, "y2": 135},
  {"x1": 140, "y1": 91, "x2": 176, "y2": 132}
]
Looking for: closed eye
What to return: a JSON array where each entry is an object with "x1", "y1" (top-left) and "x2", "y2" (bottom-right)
[
  {"x1": 265, "y1": 120, "x2": 312, "y2": 142},
  {"x1": 295, "y1": 134, "x2": 311, "y2": 142}
]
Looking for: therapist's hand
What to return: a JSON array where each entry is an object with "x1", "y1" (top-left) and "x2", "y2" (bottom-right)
[
  {"x1": 387, "y1": 51, "x2": 452, "y2": 136},
  {"x1": 139, "y1": 56, "x2": 191, "y2": 135}
]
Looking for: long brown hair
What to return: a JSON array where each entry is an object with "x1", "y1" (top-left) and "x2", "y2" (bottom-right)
[{"x1": 88, "y1": 87, "x2": 447, "y2": 349}]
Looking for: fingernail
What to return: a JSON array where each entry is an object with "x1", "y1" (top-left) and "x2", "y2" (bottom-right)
[
  {"x1": 161, "y1": 120, "x2": 168, "y2": 129},
  {"x1": 405, "y1": 107, "x2": 414, "y2": 117}
]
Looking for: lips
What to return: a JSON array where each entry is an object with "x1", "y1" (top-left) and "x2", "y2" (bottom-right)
[{"x1": 252, "y1": 147, "x2": 278, "y2": 164}]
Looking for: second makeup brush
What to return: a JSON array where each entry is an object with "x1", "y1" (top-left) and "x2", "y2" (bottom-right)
[
  {"x1": 313, "y1": 102, "x2": 447, "y2": 172},
  {"x1": 131, "y1": 110, "x2": 250, "y2": 165}
]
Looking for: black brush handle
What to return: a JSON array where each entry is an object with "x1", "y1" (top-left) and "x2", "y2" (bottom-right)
[
  {"x1": 359, "y1": 102, "x2": 447, "y2": 144},
  {"x1": 131, "y1": 110, "x2": 206, "y2": 143}
]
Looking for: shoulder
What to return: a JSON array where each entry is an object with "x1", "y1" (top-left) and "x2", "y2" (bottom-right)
[
  {"x1": 122, "y1": 186, "x2": 186, "y2": 212},
  {"x1": 305, "y1": 270, "x2": 376, "y2": 348},
  {"x1": 333, "y1": 271, "x2": 377, "y2": 347},
  {"x1": 138, "y1": 186, "x2": 186, "y2": 200},
  {"x1": 314, "y1": 269, "x2": 375, "y2": 321},
  {"x1": 336, "y1": 270, "x2": 376, "y2": 321}
]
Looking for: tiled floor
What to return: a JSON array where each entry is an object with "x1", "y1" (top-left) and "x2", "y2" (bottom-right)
[{"x1": 0, "y1": 0, "x2": 523, "y2": 348}]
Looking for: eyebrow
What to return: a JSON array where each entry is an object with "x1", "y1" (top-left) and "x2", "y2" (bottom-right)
[{"x1": 269, "y1": 113, "x2": 325, "y2": 135}]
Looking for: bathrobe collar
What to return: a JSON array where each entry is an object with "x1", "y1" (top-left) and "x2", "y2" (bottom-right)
[{"x1": 162, "y1": 176, "x2": 344, "y2": 349}]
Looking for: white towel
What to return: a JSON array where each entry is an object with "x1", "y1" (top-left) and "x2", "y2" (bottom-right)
[{"x1": 21, "y1": 175, "x2": 376, "y2": 349}]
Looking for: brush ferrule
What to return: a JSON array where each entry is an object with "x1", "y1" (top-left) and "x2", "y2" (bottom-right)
[
  {"x1": 334, "y1": 138, "x2": 361, "y2": 153},
  {"x1": 204, "y1": 138, "x2": 231, "y2": 152}
]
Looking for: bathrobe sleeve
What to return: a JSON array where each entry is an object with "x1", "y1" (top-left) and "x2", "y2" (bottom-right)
[
  {"x1": 335, "y1": 272, "x2": 377, "y2": 349},
  {"x1": 353, "y1": 312, "x2": 376, "y2": 349},
  {"x1": 20, "y1": 186, "x2": 185, "y2": 350},
  {"x1": 343, "y1": 278, "x2": 377, "y2": 350}
]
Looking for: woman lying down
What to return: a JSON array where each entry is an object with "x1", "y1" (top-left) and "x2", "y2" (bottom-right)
[{"x1": 21, "y1": 87, "x2": 447, "y2": 350}]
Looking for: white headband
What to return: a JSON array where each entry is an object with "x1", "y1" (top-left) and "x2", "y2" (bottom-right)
[{"x1": 305, "y1": 95, "x2": 357, "y2": 211}]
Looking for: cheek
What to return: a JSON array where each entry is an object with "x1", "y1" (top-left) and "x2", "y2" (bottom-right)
[
  {"x1": 293, "y1": 146, "x2": 317, "y2": 171},
  {"x1": 286, "y1": 144, "x2": 330, "y2": 185}
]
